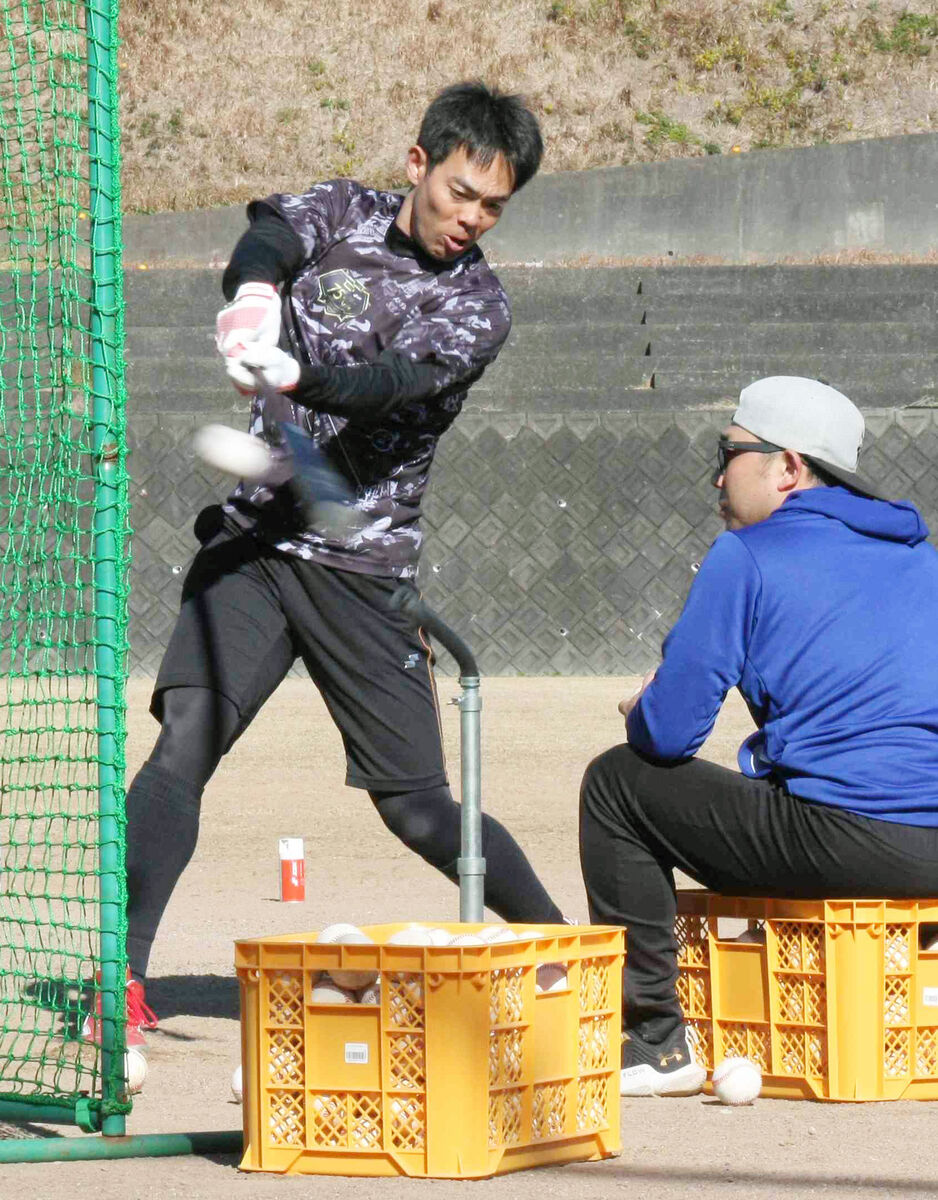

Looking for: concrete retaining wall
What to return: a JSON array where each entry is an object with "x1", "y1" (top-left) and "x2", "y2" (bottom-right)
[
  {"x1": 124, "y1": 262, "x2": 938, "y2": 677},
  {"x1": 123, "y1": 134, "x2": 938, "y2": 267}
]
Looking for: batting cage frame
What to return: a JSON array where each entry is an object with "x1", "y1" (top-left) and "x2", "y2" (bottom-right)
[{"x1": 0, "y1": 0, "x2": 238, "y2": 1162}]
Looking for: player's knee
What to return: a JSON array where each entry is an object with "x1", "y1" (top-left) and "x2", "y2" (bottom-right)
[
  {"x1": 580, "y1": 744, "x2": 643, "y2": 823},
  {"x1": 371, "y1": 786, "x2": 460, "y2": 869},
  {"x1": 150, "y1": 686, "x2": 239, "y2": 789}
]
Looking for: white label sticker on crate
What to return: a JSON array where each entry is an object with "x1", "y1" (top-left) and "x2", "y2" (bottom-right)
[
  {"x1": 923, "y1": 987, "x2": 938, "y2": 1008},
  {"x1": 344, "y1": 1042, "x2": 369, "y2": 1065}
]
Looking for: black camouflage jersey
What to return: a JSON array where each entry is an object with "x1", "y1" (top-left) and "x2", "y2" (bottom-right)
[{"x1": 227, "y1": 178, "x2": 511, "y2": 579}]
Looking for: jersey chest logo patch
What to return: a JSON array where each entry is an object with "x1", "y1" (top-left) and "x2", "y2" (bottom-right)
[{"x1": 316, "y1": 269, "x2": 371, "y2": 323}]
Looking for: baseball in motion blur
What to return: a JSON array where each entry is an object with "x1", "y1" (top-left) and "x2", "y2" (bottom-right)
[
  {"x1": 711, "y1": 1056, "x2": 762, "y2": 1105},
  {"x1": 191, "y1": 423, "x2": 273, "y2": 480}
]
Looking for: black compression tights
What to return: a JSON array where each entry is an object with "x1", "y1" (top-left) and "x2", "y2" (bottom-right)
[
  {"x1": 149, "y1": 685, "x2": 241, "y2": 789},
  {"x1": 125, "y1": 687, "x2": 240, "y2": 982},
  {"x1": 370, "y1": 786, "x2": 564, "y2": 924},
  {"x1": 127, "y1": 688, "x2": 564, "y2": 982}
]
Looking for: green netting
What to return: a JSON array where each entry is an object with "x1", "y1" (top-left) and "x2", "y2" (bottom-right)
[{"x1": 0, "y1": 0, "x2": 130, "y2": 1124}]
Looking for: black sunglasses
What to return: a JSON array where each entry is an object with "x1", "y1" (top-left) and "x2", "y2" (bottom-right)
[{"x1": 715, "y1": 436, "x2": 783, "y2": 477}]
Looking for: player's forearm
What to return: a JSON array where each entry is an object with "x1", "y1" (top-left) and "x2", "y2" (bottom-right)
[
  {"x1": 222, "y1": 208, "x2": 305, "y2": 299},
  {"x1": 291, "y1": 351, "x2": 457, "y2": 420}
]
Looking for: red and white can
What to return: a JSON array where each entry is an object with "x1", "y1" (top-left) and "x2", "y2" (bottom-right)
[{"x1": 278, "y1": 837, "x2": 305, "y2": 902}]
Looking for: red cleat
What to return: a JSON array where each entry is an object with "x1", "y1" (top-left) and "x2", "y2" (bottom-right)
[{"x1": 81, "y1": 971, "x2": 158, "y2": 1048}]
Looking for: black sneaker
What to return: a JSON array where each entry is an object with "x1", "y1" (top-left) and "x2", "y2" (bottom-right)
[{"x1": 620, "y1": 1024, "x2": 706, "y2": 1097}]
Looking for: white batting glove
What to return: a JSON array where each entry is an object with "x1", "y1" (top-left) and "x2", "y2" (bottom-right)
[
  {"x1": 215, "y1": 282, "x2": 281, "y2": 358},
  {"x1": 226, "y1": 343, "x2": 300, "y2": 394}
]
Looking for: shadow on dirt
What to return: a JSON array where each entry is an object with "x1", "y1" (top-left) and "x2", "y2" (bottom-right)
[{"x1": 145, "y1": 974, "x2": 240, "y2": 1022}]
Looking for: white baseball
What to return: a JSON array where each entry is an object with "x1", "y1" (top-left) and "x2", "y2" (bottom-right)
[
  {"x1": 428, "y1": 928, "x2": 454, "y2": 946},
  {"x1": 191, "y1": 424, "x2": 273, "y2": 480},
  {"x1": 712, "y1": 1056, "x2": 762, "y2": 1105},
  {"x1": 479, "y1": 926, "x2": 517, "y2": 944},
  {"x1": 124, "y1": 1047, "x2": 148, "y2": 1094},
  {"x1": 357, "y1": 980, "x2": 381, "y2": 1005},
  {"x1": 387, "y1": 925, "x2": 435, "y2": 946},
  {"x1": 311, "y1": 979, "x2": 359, "y2": 1004},
  {"x1": 317, "y1": 924, "x2": 378, "y2": 989},
  {"x1": 316, "y1": 923, "x2": 363, "y2": 943},
  {"x1": 449, "y1": 932, "x2": 485, "y2": 946},
  {"x1": 231, "y1": 1063, "x2": 243, "y2": 1103},
  {"x1": 535, "y1": 963, "x2": 568, "y2": 993}
]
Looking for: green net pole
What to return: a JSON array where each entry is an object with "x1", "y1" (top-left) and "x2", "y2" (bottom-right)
[
  {"x1": 85, "y1": 0, "x2": 128, "y2": 1138},
  {"x1": 0, "y1": 0, "x2": 132, "y2": 1141}
]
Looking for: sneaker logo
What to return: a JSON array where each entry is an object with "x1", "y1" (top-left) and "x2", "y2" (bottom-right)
[{"x1": 659, "y1": 1050, "x2": 685, "y2": 1067}]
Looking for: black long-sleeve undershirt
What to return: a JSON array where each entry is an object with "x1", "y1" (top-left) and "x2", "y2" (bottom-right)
[
  {"x1": 222, "y1": 206, "x2": 458, "y2": 419},
  {"x1": 222, "y1": 204, "x2": 305, "y2": 298},
  {"x1": 293, "y1": 349, "x2": 474, "y2": 422}
]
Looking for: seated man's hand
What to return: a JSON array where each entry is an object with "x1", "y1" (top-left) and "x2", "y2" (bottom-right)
[
  {"x1": 226, "y1": 343, "x2": 300, "y2": 395},
  {"x1": 215, "y1": 282, "x2": 281, "y2": 358},
  {"x1": 619, "y1": 668, "x2": 657, "y2": 728}
]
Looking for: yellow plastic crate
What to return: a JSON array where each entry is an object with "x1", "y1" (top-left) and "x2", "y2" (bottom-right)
[
  {"x1": 676, "y1": 893, "x2": 938, "y2": 1101},
  {"x1": 234, "y1": 923, "x2": 623, "y2": 1178}
]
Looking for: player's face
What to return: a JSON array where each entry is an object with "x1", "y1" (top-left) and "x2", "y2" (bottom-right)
[
  {"x1": 713, "y1": 424, "x2": 787, "y2": 530},
  {"x1": 399, "y1": 145, "x2": 514, "y2": 262}
]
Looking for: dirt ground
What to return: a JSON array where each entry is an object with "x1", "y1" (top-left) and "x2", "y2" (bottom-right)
[{"x1": 3, "y1": 677, "x2": 938, "y2": 1198}]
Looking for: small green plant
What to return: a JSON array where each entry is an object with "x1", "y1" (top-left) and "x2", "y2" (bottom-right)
[
  {"x1": 622, "y1": 18, "x2": 657, "y2": 58},
  {"x1": 873, "y1": 12, "x2": 938, "y2": 56},
  {"x1": 635, "y1": 109, "x2": 700, "y2": 148},
  {"x1": 330, "y1": 155, "x2": 363, "y2": 177},
  {"x1": 306, "y1": 59, "x2": 328, "y2": 91},
  {"x1": 748, "y1": 84, "x2": 798, "y2": 113},
  {"x1": 786, "y1": 51, "x2": 827, "y2": 92},
  {"x1": 547, "y1": 0, "x2": 576, "y2": 23},
  {"x1": 694, "y1": 47, "x2": 721, "y2": 70},
  {"x1": 693, "y1": 36, "x2": 748, "y2": 72},
  {"x1": 276, "y1": 107, "x2": 302, "y2": 124},
  {"x1": 320, "y1": 97, "x2": 350, "y2": 111},
  {"x1": 167, "y1": 109, "x2": 183, "y2": 136},
  {"x1": 706, "y1": 99, "x2": 745, "y2": 127},
  {"x1": 761, "y1": 0, "x2": 793, "y2": 20}
]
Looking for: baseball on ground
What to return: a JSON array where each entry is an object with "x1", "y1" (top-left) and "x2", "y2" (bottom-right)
[{"x1": 712, "y1": 1056, "x2": 762, "y2": 1105}]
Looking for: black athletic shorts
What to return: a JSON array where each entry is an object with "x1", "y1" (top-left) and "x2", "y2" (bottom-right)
[{"x1": 153, "y1": 506, "x2": 448, "y2": 792}]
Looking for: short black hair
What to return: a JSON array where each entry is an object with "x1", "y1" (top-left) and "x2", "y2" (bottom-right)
[{"x1": 417, "y1": 81, "x2": 544, "y2": 193}]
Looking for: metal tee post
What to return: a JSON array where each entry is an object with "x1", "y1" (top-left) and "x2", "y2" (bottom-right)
[{"x1": 389, "y1": 587, "x2": 485, "y2": 921}]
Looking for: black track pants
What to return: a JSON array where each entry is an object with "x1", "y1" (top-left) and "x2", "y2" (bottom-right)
[{"x1": 579, "y1": 743, "x2": 938, "y2": 1042}]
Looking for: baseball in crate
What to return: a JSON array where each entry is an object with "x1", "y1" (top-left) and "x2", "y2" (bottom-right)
[{"x1": 235, "y1": 922, "x2": 623, "y2": 1179}]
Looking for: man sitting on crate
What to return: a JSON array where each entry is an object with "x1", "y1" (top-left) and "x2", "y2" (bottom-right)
[{"x1": 579, "y1": 376, "x2": 938, "y2": 1098}]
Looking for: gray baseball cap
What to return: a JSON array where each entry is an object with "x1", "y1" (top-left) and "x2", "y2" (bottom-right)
[{"x1": 733, "y1": 376, "x2": 884, "y2": 500}]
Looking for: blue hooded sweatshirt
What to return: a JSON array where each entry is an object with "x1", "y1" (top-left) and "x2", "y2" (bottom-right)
[{"x1": 627, "y1": 487, "x2": 938, "y2": 826}]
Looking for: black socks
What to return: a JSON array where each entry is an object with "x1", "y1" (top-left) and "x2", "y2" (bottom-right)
[{"x1": 125, "y1": 761, "x2": 203, "y2": 982}]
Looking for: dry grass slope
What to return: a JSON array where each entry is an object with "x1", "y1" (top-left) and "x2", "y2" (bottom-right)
[{"x1": 118, "y1": 0, "x2": 938, "y2": 212}]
